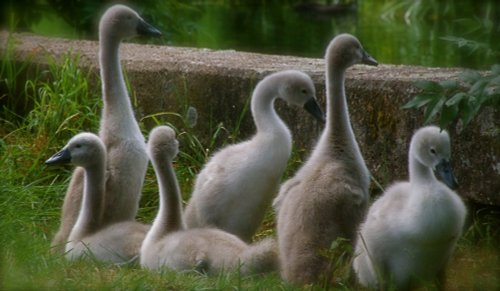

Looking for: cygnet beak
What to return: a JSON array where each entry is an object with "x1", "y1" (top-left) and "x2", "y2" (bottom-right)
[
  {"x1": 303, "y1": 98, "x2": 326, "y2": 123},
  {"x1": 137, "y1": 19, "x2": 162, "y2": 37},
  {"x1": 362, "y1": 50, "x2": 378, "y2": 66},
  {"x1": 45, "y1": 148, "x2": 72, "y2": 165},
  {"x1": 435, "y1": 159, "x2": 458, "y2": 190}
]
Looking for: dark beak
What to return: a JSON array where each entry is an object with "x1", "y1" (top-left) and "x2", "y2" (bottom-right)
[
  {"x1": 303, "y1": 98, "x2": 325, "y2": 123},
  {"x1": 45, "y1": 148, "x2": 72, "y2": 165},
  {"x1": 362, "y1": 50, "x2": 378, "y2": 66},
  {"x1": 435, "y1": 159, "x2": 458, "y2": 190},
  {"x1": 136, "y1": 19, "x2": 162, "y2": 37}
]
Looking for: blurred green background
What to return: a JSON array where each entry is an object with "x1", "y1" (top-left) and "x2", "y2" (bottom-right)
[{"x1": 1, "y1": 0, "x2": 499, "y2": 68}]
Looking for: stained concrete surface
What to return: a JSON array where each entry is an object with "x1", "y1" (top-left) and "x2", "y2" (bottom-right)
[{"x1": 1, "y1": 31, "x2": 498, "y2": 206}]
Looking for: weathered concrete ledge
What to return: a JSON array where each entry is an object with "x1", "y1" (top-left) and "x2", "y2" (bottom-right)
[{"x1": 1, "y1": 32, "x2": 498, "y2": 206}]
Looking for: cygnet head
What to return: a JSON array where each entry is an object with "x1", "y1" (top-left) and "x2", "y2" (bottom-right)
[
  {"x1": 99, "y1": 4, "x2": 162, "y2": 40},
  {"x1": 410, "y1": 126, "x2": 458, "y2": 189},
  {"x1": 326, "y1": 33, "x2": 378, "y2": 69},
  {"x1": 272, "y1": 70, "x2": 325, "y2": 122},
  {"x1": 45, "y1": 133, "x2": 105, "y2": 168},
  {"x1": 147, "y1": 126, "x2": 179, "y2": 163}
]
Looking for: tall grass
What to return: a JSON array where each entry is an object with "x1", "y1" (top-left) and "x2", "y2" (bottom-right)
[
  {"x1": 0, "y1": 33, "x2": 36, "y2": 117},
  {"x1": 1, "y1": 41, "x2": 499, "y2": 290},
  {"x1": 1, "y1": 54, "x2": 100, "y2": 185},
  {"x1": 24, "y1": 53, "x2": 100, "y2": 139}
]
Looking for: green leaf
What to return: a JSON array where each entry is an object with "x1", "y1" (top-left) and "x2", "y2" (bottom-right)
[
  {"x1": 439, "y1": 104, "x2": 459, "y2": 129},
  {"x1": 469, "y1": 79, "x2": 488, "y2": 95},
  {"x1": 402, "y1": 93, "x2": 436, "y2": 109},
  {"x1": 440, "y1": 36, "x2": 462, "y2": 43},
  {"x1": 460, "y1": 70, "x2": 482, "y2": 84},
  {"x1": 490, "y1": 73, "x2": 500, "y2": 83},
  {"x1": 454, "y1": 18, "x2": 482, "y2": 33},
  {"x1": 461, "y1": 102, "x2": 481, "y2": 128},
  {"x1": 423, "y1": 96, "x2": 446, "y2": 124},
  {"x1": 443, "y1": 36, "x2": 472, "y2": 47},
  {"x1": 446, "y1": 92, "x2": 467, "y2": 106},
  {"x1": 486, "y1": 93, "x2": 500, "y2": 106},
  {"x1": 330, "y1": 237, "x2": 350, "y2": 250},
  {"x1": 439, "y1": 79, "x2": 458, "y2": 90},
  {"x1": 491, "y1": 64, "x2": 500, "y2": 75},
  {"x1": 414, "y1": 80, "x2": 443, "y2": 92}
]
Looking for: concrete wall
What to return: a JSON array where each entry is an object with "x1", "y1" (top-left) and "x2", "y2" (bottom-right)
[{"x1": 1, "y1": 32, "x2": 498, "y2": 206}]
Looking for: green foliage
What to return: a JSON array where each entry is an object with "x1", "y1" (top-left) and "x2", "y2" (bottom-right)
[
  {"x1": 0, "y1": 33, "x2": 38, "y2": 116},
  {"x1": 380, "y1": 0, "x2": 498, "y2": 26},
  {"x1": 1, "y1": 47, "x2": 100, "y2": 186},
  {"x1": 4, "y1": 0, "x2": 499, "y2": 68},
  {"x1": 401, "y1": 1, "x2": 500, "y2": 129},
  {"x1": 441, "y1": 36, "x2": 497, "y2": 57},
  {"x1": 440, "y1": 14, "x2": 499, "y2": 64},
  {"x1": 461, "y1": 206, "x2": 500, "y2": 247},
  {"x1": 323, "y1": 237, "x2": 356, "y2": 289},
  {"x1": 403, "y1": 64, "x2": 500, "y2": 130},
  {"x1": 24, "y1": 52, "x2": 100, "y2": 139},
  {"x1": 370, "y1": 0, "x2": 498, "y2": 69},
  {"x1": 0, "y1": 0, "x2": 47, "y2": 31},
  {"x1": 380, "y1": 0, "x2": 442, "y2": 23},
  {"x1": 138, "y1": 1, "x2": 202, "y2": 46}
]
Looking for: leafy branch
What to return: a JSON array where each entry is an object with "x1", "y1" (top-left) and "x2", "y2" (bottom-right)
[{"x1": 403, "y1": 64, "x2": 500, "y2": 130}]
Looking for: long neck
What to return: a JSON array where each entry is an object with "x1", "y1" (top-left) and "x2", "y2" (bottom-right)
[
  {"x1": 251, "y1": 81, "x2": 290, "y2": 142},
  {"x1": 99, "y1": 33, "x2": 140, "y2": 137},
  {"x1": 409, "y1": 153, "x2": 436, "y2": 187},
  {"x1": 149, "y1": 156, "x2": 185, "y2": 241},
  {"x1": 71, "y1": 163, "x2": 105, "y2": 240},
  {"x1": 320, "y1": 65, "x2": 359, "y2": 155}
]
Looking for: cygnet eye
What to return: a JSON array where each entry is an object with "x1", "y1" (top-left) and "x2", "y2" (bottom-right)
[
  {"x1": 301, "y1": 89, "x2": 308, "y2": 94},
  {"x1": 75, "y1": 144, "x2": 82, "y2": 149},
  {"x1": 430, "y1": 148, "x2": 436, "y2": 155}
]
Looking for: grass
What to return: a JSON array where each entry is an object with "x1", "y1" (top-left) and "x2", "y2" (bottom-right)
[{"x1": 1, "y1": 40, "x2": 500, "y2": 290}]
